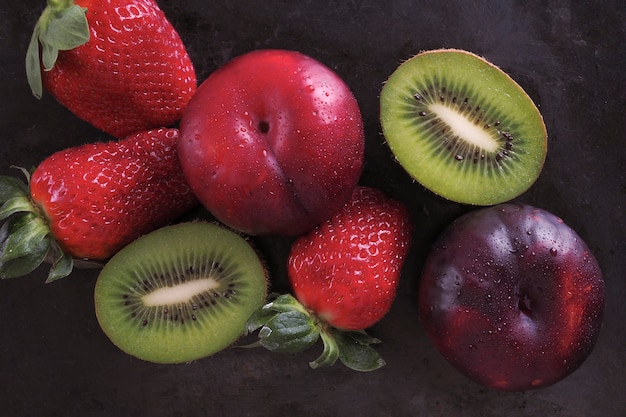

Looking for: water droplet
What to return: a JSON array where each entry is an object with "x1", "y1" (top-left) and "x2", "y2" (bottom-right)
[{"x1": 550, "y1": 248, "x2": 558, "y2": 257}]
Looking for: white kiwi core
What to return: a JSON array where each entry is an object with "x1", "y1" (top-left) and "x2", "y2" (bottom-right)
[
  {"x1": 141, "y1": 278, "x2": 220, "y2": 306},
  {"x1": 429, "y1": 103, "x2": 499, "y2": 152}
]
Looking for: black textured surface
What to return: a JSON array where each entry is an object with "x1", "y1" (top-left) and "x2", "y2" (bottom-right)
[{"x1": 1, "y1": 1, "x2": 624, "y2": 416}]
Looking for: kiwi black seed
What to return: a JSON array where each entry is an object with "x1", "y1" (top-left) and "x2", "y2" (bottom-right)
[
  {"x1": 94, "y1": 222, "x2": 267, "y2": 364},
  {"x1": 380, "y1": 48, "x2": 547, "y2": 205}
]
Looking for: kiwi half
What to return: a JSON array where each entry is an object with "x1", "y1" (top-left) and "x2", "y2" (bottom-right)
[
  {"x1": 94, "y1": 222, "x2": 267, "y2": 364},
  {"x1": 380, "y1": 49, "x2": 547, "y2": 205}
]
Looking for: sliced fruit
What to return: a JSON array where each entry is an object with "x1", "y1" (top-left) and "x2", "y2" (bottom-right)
[
  {"x1": 380, "y1": 48, "x2": 547, "y2": 205},
  {"x1": 94, "y1": 222, "x2": 268, "y2": 364}
]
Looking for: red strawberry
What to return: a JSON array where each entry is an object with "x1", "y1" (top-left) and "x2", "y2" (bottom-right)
[
  {"x1": 246, "y1": 186, "x2": 412, "y2": 371},
  {"x1": 26, "y1": 0, "x2": 196, "y2": 138},
  {"x1": 0, "y1": 128, "x2": 198, "y2": 282},
  {"x1": 289, "y1": 186, "x2": 413, "y2": 330}
]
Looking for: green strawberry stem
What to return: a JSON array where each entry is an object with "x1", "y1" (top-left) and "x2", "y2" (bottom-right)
[
  {"x1": 0, "y1": 169, "x2": 73, "y2": 282},
  {"x1": 26, "y1": 0, "x2": 89, "y2": 98},
  {"x1": 245, "y1": 293, "x2": 386, "y2": 372}
]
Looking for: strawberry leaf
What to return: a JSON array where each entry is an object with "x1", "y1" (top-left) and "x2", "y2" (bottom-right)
[
  {"x1": 246, "y1": 294, "x2": 321, "y2": 353},
  {"x1": 258, "y1": 310, "x2": 320, "y2": 353},
  {"x1": 0, "y1": 175, "x2": 30, "y2": 202},
  {"x1": 310, "y1": 328, "x2": 385, "y2": 371},
  {"x1": 264, "y1": 293, "x2": 311, "y2": 314},
  {"x1": 245, "y1": 293, "x2": 387, "y2": 371},
  {"x1": 40, "y1": 40, "x2": 60, "y2": 73},
  {"x1": 42, "y1": 4, "x2": 90, "y2": 51},
  {"x1": 310, "y1": 329, "x2": 340, "y2": 369},
  {"x1": 0, "y1": 197, "x2": 38, "y2": 220},
  {"x1": 45, "y1": 240, "x2": 73, "y2": 283},
  {"x1": 0, "y1": 214, "x2": 49, "y2": 279},
  {"x1": 0, "y1": 173, "x2": 74, "y2": 281},
  {"x1": 26, "y1": 27, "x2": 44, "y2": 99},
  {"x1": 245, "y1": 303, "x2": 281, "y2": 333},
  {"x1": 335, "y1": 330, "x2": 386, "y2": 372},
  {"x1": 26, "y1": 0, "x2": 89, "y2": 98},
  {"x1": 1, "y1": 213, "x2": 49, "y2": 261}
]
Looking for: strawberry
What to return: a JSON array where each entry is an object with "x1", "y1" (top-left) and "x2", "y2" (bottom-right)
[
  {"x1": 26, "y1": 0, "x2": 197, "y2": 138},
  {"x1": 246, "y1": 186, "x2": 412, "y2": 371},
  {"x1": 0, "y1": 128, "x2": 198, "y2": 282}
]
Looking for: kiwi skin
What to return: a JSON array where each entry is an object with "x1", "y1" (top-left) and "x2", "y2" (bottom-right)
[
  {"x1": 94, "y1": 221, "x2": 268, "y2": 364},
  {"x1": 380, "y1": 48, "x2": 547, "y2": 206}
]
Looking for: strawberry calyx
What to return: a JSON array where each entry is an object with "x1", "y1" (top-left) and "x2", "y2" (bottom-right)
[
  {"x1": 246, "y1": 293, "x2": 386, "y2": 372},
  {"x1": 26, "y1": 0, "x2": 90, "y2": 98},
  {"x1": 0, "y1": 168, "x2": 73, "y2": 282}
]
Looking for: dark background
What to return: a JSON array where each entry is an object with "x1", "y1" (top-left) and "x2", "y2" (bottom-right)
[{"x1": 1, "y1": 1, "x2": 624, "y2": 416}]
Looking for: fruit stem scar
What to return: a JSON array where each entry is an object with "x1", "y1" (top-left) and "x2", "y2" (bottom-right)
[
  {"x1": 258, "y1": 120, "x2": 270, "y2": 134},
  {"x1": 428, "y1": 103, "x2": 498, "y2": 152},
  {"x1": 141, "y1": 279, "x2": 220, "y2": 306}
]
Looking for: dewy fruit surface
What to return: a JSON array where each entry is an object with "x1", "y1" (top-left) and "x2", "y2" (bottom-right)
[
  {"x1": 288, "y1": 186, "x2": 413, "y2": 331},
  {"x1": 246, "y1": 186, "x2": 413, "y2": 371},
  {"x1": 418, "y1": 204, "x2": 605, "y2": 391},
  {"x1": 178, "y1": 49, "x2": 364, "y2": 236},
  {"x1": 0, "y1": 128, "x2": 198, "y2": 281},
  {"x1": 30, "y1": 128, "x2": 198, "y2": 260},
  {"x1": 27, "y1": 0, "x2": 197, "y2": 138}
]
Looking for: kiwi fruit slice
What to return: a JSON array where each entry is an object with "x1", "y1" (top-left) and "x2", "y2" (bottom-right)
[
  {"x1": 380, "y1": 49, "x2": 547, "y2": 205},
  {"x1": 94, "y1": 222, "x2": 267, "y2": 364}
]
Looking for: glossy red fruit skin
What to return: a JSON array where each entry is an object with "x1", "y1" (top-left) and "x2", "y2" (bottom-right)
[
  {"x1": 418, "y1": 204, "x2": 605, "y2": 391},
  {"x1": 178, "y1": 49, "x2": 364, "y2": 236},
  {"x1": 288, "y1": 186, "x2": 412, "y2": 330},
  {"x1": 42, "y1": 0, "x2": 196, "y2": 138},
  {"x1": 30, "y1": 128, "x2": 198, "y2": 260}
]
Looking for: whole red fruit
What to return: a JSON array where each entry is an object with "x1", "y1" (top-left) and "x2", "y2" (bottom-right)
[
  {"x1": 288, "y1": 186, "x2": 413, "y2": 330},
  {"x1": 418, "y1": 204, "x2": 605, "y2": 391},
  {"x1": 178, "y1": 49, "x2": 364, "y2": 236},
  {"x1": 27, "y1": 0, "x2": 196, "y2": 138},
  {"x1": 0, "y1": 128, "x2": 197, "y2": 281}
]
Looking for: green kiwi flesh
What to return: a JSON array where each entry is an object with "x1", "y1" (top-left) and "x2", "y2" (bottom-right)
[
  {"x1": 94, "y1": 222, "x2": 267, "y2": 364},
  {"x1": 380, "y1": 49, "x2": 547, "y2": 205}
]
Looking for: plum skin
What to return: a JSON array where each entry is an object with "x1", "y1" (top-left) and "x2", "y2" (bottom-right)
[
  {"x1": 177, "y1": 49, "x2": 364, "y2": 236},
  {"x1": 418, "y1": 204, "x2": 605, "y2": 391}
]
